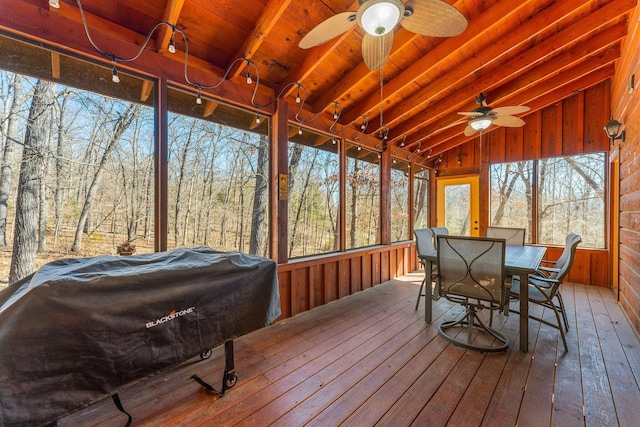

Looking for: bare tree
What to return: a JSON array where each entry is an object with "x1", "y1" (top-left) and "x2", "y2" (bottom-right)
[
  {"x1": 249, "y1": 134, "x2": 268, "y2": 255},
  {"x1": 10, "y1": 79, "x2": 55, "y2": 283},
  {"x1": 0, "y1": 74, "x2": 26, "y2": 246},
  {"x1": 70, "y1": 103, "x2": 140, "y2": 252}
]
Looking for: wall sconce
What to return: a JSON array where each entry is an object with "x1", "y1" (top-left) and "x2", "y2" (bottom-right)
[{"x1": 604, "y1": 118, "x2": 625, "y2": 143}]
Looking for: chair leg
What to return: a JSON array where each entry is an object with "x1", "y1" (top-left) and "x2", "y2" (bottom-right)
[
  {"x1": 551, "y1": 304, "x2": 568, "y2": 352},
  {"x1": 415, "y1": 277, "x2": 425, "y2": 311},
  {"x1": 555, "y1": 292, "x2": 569, "y2": 331}
]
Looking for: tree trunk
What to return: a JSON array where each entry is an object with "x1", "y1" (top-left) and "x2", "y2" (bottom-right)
[
  {"x1": 10, "y1": 79, "x2": 55, "y2": 283},
  {"x1": 0, "y1": 74, "x2": 24, "y2": 247},
  {"x1": 249, "y1": 134, "x2": 268, "y2": 256},
  {"x1": 53, "y1": 92, "x2": 69, "y2": 248},
  {"x1": 70, "y1": 103, "x2": 140, "y2": 252}
]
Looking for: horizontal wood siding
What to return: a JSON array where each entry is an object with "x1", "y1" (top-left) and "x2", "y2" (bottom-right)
[
  {"x1": 612, "y1": 1, "x2": 640, "y2": 335},
  {"x1": 277, "y1": 243, "x2": 415, "y2": 320}
]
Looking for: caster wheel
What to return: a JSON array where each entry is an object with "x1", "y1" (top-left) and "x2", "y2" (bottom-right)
[
  {"x1": 200, "y1": 349, "x2": 212, "y2": 360},
  {"x1": 225, "y1": 373, "x2": 238, "y2": 388}
]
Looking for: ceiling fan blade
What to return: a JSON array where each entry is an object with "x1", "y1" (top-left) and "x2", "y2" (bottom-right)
[
  {"x1": 490, "y1": 105, "x2": 530, "y2": 116},
  {"x1": 401, "y1": 0, "x2": 468, "y2": 37},
  {"x1": 362, "y1": 32, "x2": 393, "y2": 70},
  {"x1": 464, "y1": 124, "x2": 478, "y2": 136},
  {"x1": 299, "y1": 12, "x2": 357, "y2": 49},
  {"x1": 441, "y1": 118, "x2": 469, "y2": 130},
  {"x1": 457, "y1": 111, "x2": 479, "y2": 116},
  {"x1": 493, "y1": 115, "x2": 526, "y2": 127}
]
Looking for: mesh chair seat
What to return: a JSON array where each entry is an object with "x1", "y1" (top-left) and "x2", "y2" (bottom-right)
[
  {"x1": 486, "y1": 226, "x2": 526, "y2": 246},
  {"x1": 436, "y1": 236, "x2": 509, "y2": 352}
]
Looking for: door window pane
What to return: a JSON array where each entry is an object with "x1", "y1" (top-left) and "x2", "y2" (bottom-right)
[{"x1": 444, "y1": 183, "x2": 471, "y2": 236}]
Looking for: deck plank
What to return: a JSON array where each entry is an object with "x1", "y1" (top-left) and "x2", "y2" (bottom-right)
[{"x1": 57, "y1": 273, "x2": 640, "y2": 427}]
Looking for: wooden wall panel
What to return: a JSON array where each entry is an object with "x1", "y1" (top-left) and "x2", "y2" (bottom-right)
[
  {"x1": 277, "y1": 243, "x2": 417, "y2": 321},
  {"x1": 541, "y1": 104, "x2": 562, "y2": 158},
  {"x1": 324, "y1": 262, "x2": 338, "y2": 303},
  {"x1": 562, "y1": 92, "x2": 584, "y2": 155},
  {"x1": 584, "y1": 81, "x2": 611, "y2": 153},
  {"x1": 612, "y1": 1, "x2": 640, "y2": 337},
  {"x1": 523, "y1": 110, "x2": 542, "y2": 160},
  {"x1": 505, "y1": 126, "x2": 523, "y2": 162}
]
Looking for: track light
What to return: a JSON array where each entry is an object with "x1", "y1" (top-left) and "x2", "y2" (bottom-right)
[
  {"x1": 332, "y1": 138, "x2": 337, "y2": 144},
  {"x1": 196, "y1": 92, "x2": 202, "y2": 104},
  {"x1": 49, "y1": 0, "x2": 60, "y2": 8},
  {"x1": 256, "y1": 114, "x2": 261, "y2": 124},
  {"x1": 298, "y1": 126, "x2": 302, "y2": 135},
  {"x1": 246, "y1": 72, "x2": 252, "y2": 84},
  {"x1": 295, "y1": 86, "x2": 301, "y2": 103}
]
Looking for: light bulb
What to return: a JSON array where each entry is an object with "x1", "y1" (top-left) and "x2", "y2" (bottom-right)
[
  {"x1": 111, "y1": 66, "x2": 120, "y2": 83},
  {"x1": 196, "y1": 93, "x2": 202, "y2": 104},
  {"x1": 49, "y1": 0, "x2": 60, "y2": 8},
  {"x1": 168, "y1": 37, "x2": 176, "y2": 54},
  {"x1": 256, "y1": 114, "x2": 261, "y2": 124},
  {"x1": 298, "y1": 127, "x2": 302, "y2": 135},
  {"x1": 246, "y1": 72, "x2": 252, "y2": 84}
]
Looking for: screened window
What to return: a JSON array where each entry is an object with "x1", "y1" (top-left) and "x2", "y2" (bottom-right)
[
  {"x1": 538, "y1": 153, "x2": 605, "y2": 247},
  {"x1": 490, "y1": 161, "x2": 533, "y2": 243},
  {"x1": 490, "y1": 153, "x2": 605, "y2": 248},
  {"x1": 346, "y1": 144, "x2": 380, "y2": 249},
  {"x1": 391, "y1": 159, "x2": 410, "y2": 241},
  {"x1": 287, "y1": 132, "x2": 339, "y2": 257},
  {"x1": 0, "y1": 68, "x2": 155, "y2": 285},
  {"x1": 414, "y1": 166, "x2": 430, "y2": 229},
  {"x1": 166, "y1": 88, "x2": 269, "y2": 257}
]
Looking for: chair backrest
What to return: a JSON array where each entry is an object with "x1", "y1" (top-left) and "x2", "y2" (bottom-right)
[
  {"x1": 486, "y1": 226, "x2": 526, "y2": 246},
  {"x1": 430, "y1": 227, "x2": 449, "y2": 249},
  {"x1": 552, "y1": 232, "x2": 582, "y2": 281},
  {"x1": 413, "y1": 228, "x2": 435, "y2": 256},
  {"x1": 436, "y1": 236, "x2": 506, "y2": 304}
]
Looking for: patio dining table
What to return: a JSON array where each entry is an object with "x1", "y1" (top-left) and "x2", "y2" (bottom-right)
[{"x1": 419, "y1": 244, "x2": 546, "y2": 352}]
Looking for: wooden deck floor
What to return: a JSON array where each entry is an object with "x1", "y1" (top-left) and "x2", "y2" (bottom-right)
[{"x1": 61, "y1": 272, "x2": 640, "y2": 427}]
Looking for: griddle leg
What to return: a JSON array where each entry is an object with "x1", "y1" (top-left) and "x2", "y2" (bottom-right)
[{"x1": 221, "y1": 340, "x2": 237, "y2": 396}]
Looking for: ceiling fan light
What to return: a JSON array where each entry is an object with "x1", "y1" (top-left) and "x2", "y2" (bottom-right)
[
  {"x1": 470, "y1": 118, "x2": 492, "y2": 131},
  {"x1": 360, "y1": 0, "x2": 401, "y2": 36}
]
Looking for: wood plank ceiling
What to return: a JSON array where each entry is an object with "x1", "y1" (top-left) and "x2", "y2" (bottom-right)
[{"x1": 4, "y1": 0, "x2": 636, "y2": 163}]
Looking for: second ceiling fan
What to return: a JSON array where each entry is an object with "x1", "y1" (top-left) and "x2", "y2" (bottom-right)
[
  {"x1": 298, "y1": 0, "x2": 468, "y2": 70},
  {"x1": 454, "y1": 93, "x2": 530, "y2": 136}
]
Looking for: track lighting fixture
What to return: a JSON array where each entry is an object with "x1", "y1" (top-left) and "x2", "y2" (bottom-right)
[
  {"x1": 49, "y1": 0, "x2": 60, "y2": 8},
  {"x1": 298, "y1": 126, "x2": 302, "y2": 135},
  {"x1": 196, "y1": 92, "x2": 202, "y2": 104},
  {"x1": 256, "y1": 113, "x2": 261, "y2": 124},
  {"x1": 246, "y1": 72, "x2": 252, "y2": 84}
]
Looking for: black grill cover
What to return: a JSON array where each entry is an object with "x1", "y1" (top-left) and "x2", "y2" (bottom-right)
[{"x1": 0, "y1": 247, "x2": 280, "y2": 426}]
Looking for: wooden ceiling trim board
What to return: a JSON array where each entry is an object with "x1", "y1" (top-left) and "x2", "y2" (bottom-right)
[
  {"x1": 339, "y1": 0, "x2": 549, "y2": 125},
  {"x1": 426, "y1": 65, "x2": 616, "y2": 158},
  {"x1": 371, "y1": 0, "x2": 595, "y2": 133},
  {"x1": 228, "y1": 0, "x2": 294, "y2": 80},
  {"x1": 51, "y1": 51, "x2": 60, "y2": 79},
  {"x1": 140, "y1": 79, "x2": 153, "y2": 102},
  {"x1": 276, "y1": 0, "x2": 361, "y2": 100},
  {"x1": 392, "y1": 23, "x2": 626, "y2": 150},
  {"x1": 155, "y1": 0, "x2": 186, "y2": 54}
]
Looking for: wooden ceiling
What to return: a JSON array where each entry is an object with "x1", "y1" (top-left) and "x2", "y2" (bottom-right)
[{"x1": 2, "y1": 0, "x2": 637, "y2": 162}]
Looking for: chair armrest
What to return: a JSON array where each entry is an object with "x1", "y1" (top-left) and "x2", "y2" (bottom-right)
[
  {"x1": 539, "y1": 259, "x2": 558, "y2": 267},
  {"x1": 528, "y1": 274, "x2": 560, "y2": 291},
  {"x1": 538, "y1": 265, "x2": 560, "y2": 274}
]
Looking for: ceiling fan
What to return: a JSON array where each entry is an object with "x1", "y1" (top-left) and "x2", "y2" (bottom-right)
[
  {"x1": 298, "y1": 0, "x2": 468, "y2": 70},
  {"x1": 455, "y1": 93, "x2": 530, "y2": 136}
]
